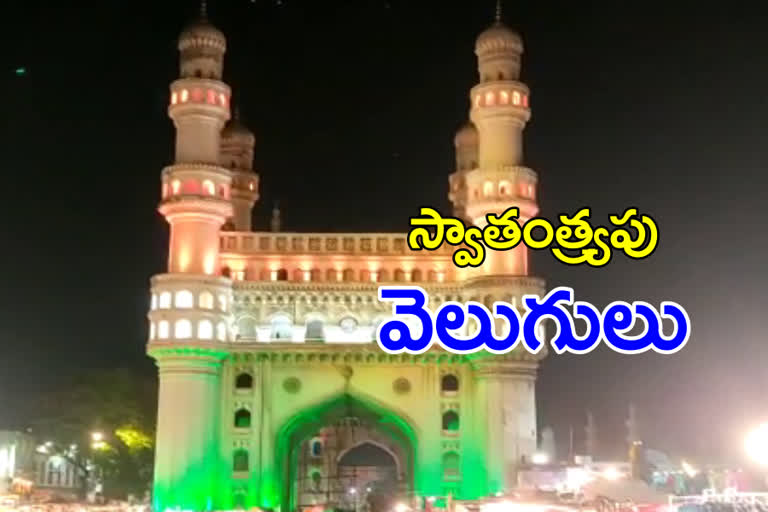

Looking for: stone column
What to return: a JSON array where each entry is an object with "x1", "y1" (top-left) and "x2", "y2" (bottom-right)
[{"x1": 151, "y1": 349, "x2": 227, "y2": 512}]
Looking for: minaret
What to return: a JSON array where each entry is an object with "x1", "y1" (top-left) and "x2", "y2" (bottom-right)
[
  {"x1": 455, "y1": 4, "x2": 545, "y2": 498},
  {"x1": 221, "y1": 108, "x2": 259, "y2": 231},
  {"x1": 450, "y1": 3, "x2": 538, "y2": 276},
  {"x1": 147, "y1": 4, "x2": 233, "y2": 511}
]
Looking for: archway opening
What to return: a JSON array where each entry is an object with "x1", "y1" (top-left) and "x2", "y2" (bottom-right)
[{"x1": 274, "y1": 393, "x2": 417, "y2": 512}]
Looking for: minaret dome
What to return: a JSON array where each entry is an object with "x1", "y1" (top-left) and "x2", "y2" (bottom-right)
[
  {"x1": 178, "y1": 2, "x2": 227, "y2": 80},
  {"x1": 475, "y1": 20, "x2": 523, "y2": 82},
  {"x1": 453, "y1": 122, "x2": 478, "y2": 172}
]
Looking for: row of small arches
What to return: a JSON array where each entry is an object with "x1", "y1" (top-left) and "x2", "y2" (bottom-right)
[
  {"x1": 453, "y1": 180, "x2": 535, "y2": 201},
  {"x1": 474, "y1": 89, "x2": 529, "y2": 109},
  {"x1": 162, "y1": 179, "x2": 230, "y2": 200},
  {"x1": 151, "y1": 290, "x2": 228, "y2": 312},
  {"x1": 223, "y1": 267, "x2": 446, "y2": 283},
  {"x1": 150, "y1": 319, "x2": 228, "y2": 341},
  {"x1": 170, "y1": 87, "x2": 229, "y2": 108},
  {"x1": 232, "y1": 372, "x2": 459, "y2": 393}
]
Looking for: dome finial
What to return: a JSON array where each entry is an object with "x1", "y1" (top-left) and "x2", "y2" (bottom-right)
[
  {"x1": 271, "y1": 201, "x2": 281, "y2": 233},
  {"x1": 495, "y1": 0, "x2": 503, "y2": 23},
  {"x1": 200, "y1": 0, "x2": 208, "y2": 20}
]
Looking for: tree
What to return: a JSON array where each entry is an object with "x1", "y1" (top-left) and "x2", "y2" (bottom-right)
[{"x1": 23, "y1": 368, "x2": 157, "y2": 500}]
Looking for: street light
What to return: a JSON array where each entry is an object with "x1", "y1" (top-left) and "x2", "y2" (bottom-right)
[
  {"x1": 91, "y1": 432, "x2": 104, "y2": 442},
  {"x1": 745, "y1": 424, "x2": 768, "y2": 465}
]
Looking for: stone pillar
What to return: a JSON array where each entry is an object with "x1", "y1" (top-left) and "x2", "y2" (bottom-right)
[{"x1": 151, "y1": 349, "x2": 227, "y2": 512}]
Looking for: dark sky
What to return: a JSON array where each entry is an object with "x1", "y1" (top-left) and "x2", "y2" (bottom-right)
[{"x1": 3, "y1": 0, "x2": 768, "y2": 464}]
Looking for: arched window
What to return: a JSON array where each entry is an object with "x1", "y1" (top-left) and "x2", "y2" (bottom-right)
[
  {"x1": 499, "y1": 180, "x2": 511, "y2": 195},
  {"x1": 441, "y1": 374, "x2": 459, "y2": 393},
  {"x1": 234, "y1": 408, "x2": 251, "y2": 428},
  {"x1": 442, "y1": 411, "x2": 460, "y2": 432},
  {"x1": 310, "y1": 439, "x2": 323, "y2": 457},
  {"x1": 198, "y1": 320, "x2": 213, "y2": 340},
  {"x1": 149, "y1": 322, "x2": 156, "y2": 340},
  {"x1": 276, "y1": 269, "x2": 288, "y2": 281},
  {"x1": 485, "y1": 91, "x2": 495, "y2": 106},
  {"x1": 310, "y1": 269, "x2": 322, "y2": 282},
  {"x1": 326, "y1": 268, "x2": 338, "y2": 282},
  {"x1": 411, "y1": 269, "x2": 423, "y2": 282},
  {"x1": 159, "y1": 292, "x2": 172, "y2": 309},
  {"x1": 293, "y1": 269, "x2": 304, "y2": 282},
  {"x1": 235, "y1": 373, "x2": 253, "y2": 389},
  {"x1": 199, "y1": 291, "x2": 214, "y2": 309},
  {"x1": 305, "y1": 319, "x2": 325, "y2": 342},
  {"x1": 221, "y1": 266, "x2": 232, "y2": 278},
  {"x1": 271, "y1": 315, "x2": 293, "y2": 340},
  {"x1": 342, "y1": 269, "x2": 354, "y2": 282},
  {"x1": 500, "y1": 90, "x2": 509, "y2": 104},
  {"x1": 483, "y1": 181, "x2": 494, "y2": 197},
  {"x1": 158, "y1": 321, "x2": 169, "y2": 339},
  {"x1": 151, "y1": 294, "x2": 157, "y2": 310},
  {"x1": 512, "y1": 91, "x2": 521, "y2": 106},
  {"x1": 171, "y1": 179, "x2": 181, "y2": 194},
  {"x1": 175, "y1": 319, "x2": 192, "y2": 339},
  {"x1": 311, "y1": 471, "x2": 322, "y2": 491},
  {"x1": 442, "y1": 451, "x2": 460, "y2": 479},
  {"x1": 217, "y1": 321, "x2": 227, "y2": 341},
  {"x1": 378, "y1": 269, "x2": 390, "y2": 282},
  {"x1": 237, "y1": 317, "x2": 257, "y2": 340},
  {"x1": 202, "y1": 180, "x2": 215, "y2": 195},
  {"x1": 175, "y1": 290, "x2": 194, "y2": 308},
  {"x1": 233, "y1": 449, "x2": 249, "y2": 472},
  {"x1": 428, "y1": 270, "x2": 438, "y2": 282},
  {"x1": 394, "y1": 269, "x2": 406, "y2": 282}
]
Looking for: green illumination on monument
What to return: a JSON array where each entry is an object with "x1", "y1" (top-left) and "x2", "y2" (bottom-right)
[{"x1": 147, "y1": 3, "x2": 546, "y2": 511}]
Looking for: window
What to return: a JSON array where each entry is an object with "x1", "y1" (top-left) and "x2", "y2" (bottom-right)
[
  {"x1": 485, "y1": 91, "x2": 495, "y2": 106},
  {"x1": 310, "y1": 439, "x2": 323, "y2": 457},
  {"x1": 175, "y1": 319, "x2": 192, "y2": 339},
  {"x1": 171, "y1": 180, "x2": 181, "y2": 195},
  {"x1": 271, "y1": 316, "x2": 292, "y2": 340},
  {"x1": 171, "y1": 92, "x2": 178, "y2": 105},
  {"x1": 199, "y1": 291, "x2": 214, "y2": 309},
  {"x1": 378, "y1": 269, "x2": 390, "y2": 282},
  {"x1": 293, "y1": 269, "x2": 304, "y2": 282},
  {"x1": 310, "y1": 269, "x2": 322, "y2": 282},
  {"x1": 441, "y1": 374, "x2": 459, "y2": 393},
  {"x1": 158, "y1": 321, "x2": 169, "y2": 339},
  {"x1": 276, "y1": 269, "x2": 288, "y2": 281},
  {"x1": 305, "y1": 320, "x2": 325, "y2": 342},
  {"x1": 342, "y1": 269, "x2": 354, "y2": 282},
  {"x1": 394, "y1": 269, "x2": 406, "y2": 282},
  {"x1": 234, "y1": 408, "x2": 251, "y2": 428},
  {"x1": 326, "y1": 269, "x2": 338, "y2": 282},
  {"x1": 233, "y1": 449, "x2": 249, "y2": 472},
  {"x1": 411, "y1": 269, "x2": 423, "y2": 282},
  {"x1": 499, "y1": 180, "x2": 510, "y2": 195},
  {"x1": 483, "y1": 181, "x2": 494, "y2": 197},
  {"x1": 360, "y1": 270, "x2": 371, "y2": 282},
  {"x1": 500, "y1": 90, "x2": 509, "y2": 104},
  {"x1": 235, "y1": 373, "x2": 253, "y2": 389},
  {"x1": 159, "y1": 292, "x2": 171, "y2": 309},
  {"x1": 217, "y1": 322, "x2": 227, "y2": 341},
  {"x1": 512, "y1": 91, "x2": 521, "y2": 106},
  {"x1": 151, "y1": 294, "x2": 157, "y2": 310},
  {"x1": 202, "y1": 180, "x2": 215, "y2": 195},
  {"x1": 442, "y1": 411, "x2": 460, "y2": 431},
  {"x1": 221, "y1": 266, "x2": 231, "y2": 278},
  {"x1": 180, "y1": 89, "x2": 189, "y2": 102},
  {"x1": 198, "y1": 320, "x2": 213, "y2": 340},
  {"x1": 237, "y1": 317, "x2": 257, "y2": 340},
  {"x1": 150, "y1": 322, "x2": 156, "y2": 340},
  {"x1": 442, "y1": 452, "x2": 460, "y2": 479},
  {"x1": 175, "y1": 290, "x2": 194, "y2": 308}
]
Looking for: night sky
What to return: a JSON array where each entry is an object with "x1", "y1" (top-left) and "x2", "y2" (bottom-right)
[{"x1": 3, "y1": 0, "x2": 768, "y2": 464}]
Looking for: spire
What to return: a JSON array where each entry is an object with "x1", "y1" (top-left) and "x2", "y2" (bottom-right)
[{"x1": 271, "y1": 202, "x2": 281, "y2": 233}]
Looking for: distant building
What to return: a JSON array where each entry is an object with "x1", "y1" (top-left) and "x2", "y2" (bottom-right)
[{"x1": 0, "y1": 431, "x2": 83, "y2": 500}]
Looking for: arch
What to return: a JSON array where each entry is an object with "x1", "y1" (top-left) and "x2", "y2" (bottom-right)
[
  {"x1": 378, "y1": 269, "x2": 390, "y2": 282},
  {"x1": 174, "y1": 319, "x2": 192, "y2": 339},
  {"x1": 198, "y1": 320, "x2": 213, "y2": 340},
  {"x1": 441, "y1": 374, "x2": 459, "y2": 393},
  {"x1": 202, "y1": 179, "x2": 215, "y2": 195},
  {"x1": 310, "y1": 268, "x2": 322, "y2": 282},
  {"x1": 158, "y1": 291, "x2": 171, "y2": 309},
  {"x1": 442, "y1": 410, "x2": 459, "y2": 431},
  {"x1": 293, "y1": 269, "x2": 304, "y2": 282},
  {"x1": 483, "y1": 181, "x2": 494, "y2": 197},
  {"x1": 336, "y1": 440, "x2": 402, "y2": 478},
  {"x1": 310, "y1": 439, "x2": 323, "y2": 457},
  {"x1": 151, "y1": 294, "x2": 158, "y2": 310},
  {"x1": 499, "y1": 180, "x2": 511, "y2": 195},
  {"x1": 234, "y1": 408, "x2": 252, "y2": 428},
  {"x1": 175, "y1": 290, "x2": 193, "y2": 308},
  {"x1": 221, "y1": 266, "x2": 232, "y2": 278},
  {"x1": 305, "y1": 319, "x2": 325, "y2": 342},
  {"x1": 274, "y1": 392, "x2": 418, "y2": 512},
  {"x1": 271, "y1": 315, "x2": 293, "y2": 340},
  {"x1": 326, "y1": 268, "x2": 338, "y2": 282},
  {"x1": 442, "y1": 451, "x2": 460, "y2": 479},
  {"x1": 233, "y1": 449, "x2": 249, "y2": 472},
  {"x1": 360, "y1": 269, "x2": 372, "y2": 282},
  {"x1": 199, "y1": 291, "x2": 214, "y2": 309},
  {"x1": 236, "y1": 316, "x2": 258, "y2": 340},
  {"x1": 410, "y1": 269, "x2": 423, "y2": 282},
  {"x1": 235, "y1": 373, "x2": 253, "y2": 389},
  {"x1": 427, "y1": 270, "x2": 438, "y2": 282},
  {"x1": 149, "y1": 322, "x2": 156, "y2": 340},
  {"x1": 394, "y1": 269, "x2": 406, "y2": 282},
  {"x1": 276, "y1": 268, "x2": 288, "y2": 281},
  {"x1": 342, "y1": 269, "x2": 355, "y2": 282},
  {"x1": 158, "y1": 320, "x2": 169, "y2": 339}
]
